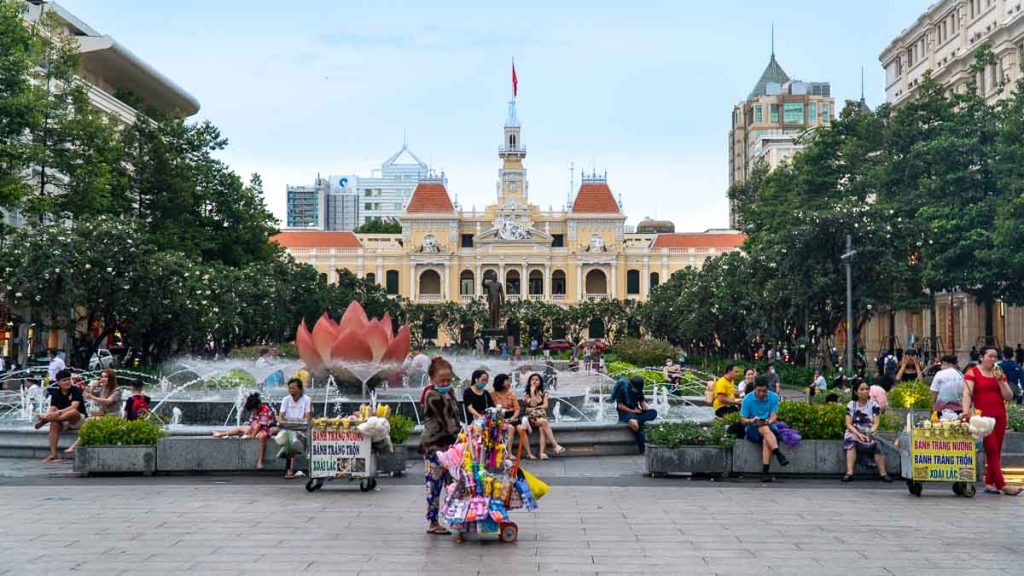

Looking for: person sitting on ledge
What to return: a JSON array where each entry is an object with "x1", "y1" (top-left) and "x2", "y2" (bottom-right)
[
  {"x1": 212, "y1": 393, "x2": 279, "y2": 470},
  {"x1": 712, "y1": 364, "x2": 742, "y2": 418},
  {"x1": 841, "y1": 380, "x2": 893, "y2": 483},
  {"x1": 34, "y1": 369, "x2": 87, "y2": 463},
  {"x1": 123, "y1": 380, "x2": 151, "y2": 421},
  {"x1": 740, "y1": 375, "x2": 789, "y2": 482},
  {"x1": 611, "y1": 375, "x2": 658, "y2": 454}
]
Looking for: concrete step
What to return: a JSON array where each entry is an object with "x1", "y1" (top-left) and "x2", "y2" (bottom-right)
[{"x1": 1000, "y1": 453, "x2": 1024, "y2": 468}]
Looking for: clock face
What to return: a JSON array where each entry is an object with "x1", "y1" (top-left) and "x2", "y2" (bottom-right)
[{"x1": 508, "y1": 182, "x2": 519, "y2": 192}]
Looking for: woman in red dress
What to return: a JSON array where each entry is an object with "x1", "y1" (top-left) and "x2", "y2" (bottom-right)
[{"x1": 962, "y1": 345, "x2": 1021, "y2": 495}]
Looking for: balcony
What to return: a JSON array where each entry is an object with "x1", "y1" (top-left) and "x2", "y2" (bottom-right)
[
  {"x1": 551, "y1": 294, "x2": 566, "y2": 302},
  {"x1": 585, "y1": 293, "x2": 607, "y2": 301},
  {"x1": 507, "y1": 294, "x2": 521, "y2": 301},
  {"x1": 459, "y1": 294, "x2": 475, "y2": 302},
  {"x1": 529, "y1": 294, "x2": 543, "y2": 301},
  {"x1": 417, "y1": 294, "x2": 443, "y2": 302}
]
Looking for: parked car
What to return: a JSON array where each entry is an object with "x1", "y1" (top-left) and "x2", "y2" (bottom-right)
[
  {"x1": 544, "y1": 339, "x2": 572, "y2": 351},
  {"x1": 88, "y1": 349, "x2": 115, "y2": 370}
]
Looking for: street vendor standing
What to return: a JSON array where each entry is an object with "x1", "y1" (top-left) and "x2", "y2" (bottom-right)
[{"x1": 420, "y1": 357, "x2": 461, "y2": 535}]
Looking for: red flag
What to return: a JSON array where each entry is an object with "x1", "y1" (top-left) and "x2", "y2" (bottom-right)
[{"x1": 512, "y1": 60, "x2": 518, "y2": 98}]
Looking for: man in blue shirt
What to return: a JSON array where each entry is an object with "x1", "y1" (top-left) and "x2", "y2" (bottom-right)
[
  {"x1": 612, "y1": 376, "x2": 658, "y2": 454},
  {"x1": 999, "y1": 347, "x2": 1023, "y2": 405},
  {"x1": 740, "y1": 375, "x2": 789, "y2": 482}
]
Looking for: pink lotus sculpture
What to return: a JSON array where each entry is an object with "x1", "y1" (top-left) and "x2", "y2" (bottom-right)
[{"x1": 295, "y1": 301, "x2": 411, "y2": 375}]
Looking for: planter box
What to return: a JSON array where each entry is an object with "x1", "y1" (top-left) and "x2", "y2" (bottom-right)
[
  {"x1": 731, "y1": 438, "x2": 900, "y2": 476},
  {"x1": 376, "y1": 450, "x2": 408, "y2": 476},
  {"x1": 645, "y1": 445, "x2": 732, "y2": 476},
  {"x1": 74, "y1": 445, "x2": 156, "y2": 476}
]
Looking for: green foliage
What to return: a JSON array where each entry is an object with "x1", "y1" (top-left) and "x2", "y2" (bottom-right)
[
  {"x1": 389, "y1": 413, "x2": 415, "y2": 445},
  {"x1": 646, "y1": 420, "x2": 735, "y2": 448},
  {"x1": 610, "y1": 337, "x2": 675, "y2": 368},
  {"x1": 688, "y1": 356, "x2": 821, "y2": 390},
  {"x1": 78, "y1": 417, "x2": 165, "y2": 446},
  {"x1": 354, "y1": 217, "x2": 401, "y2": 234},
  {"x1": 1005, "y1": 404, "x2": 1024, "y2": 433},
  {"x1": 888, "y1": 381, "x2": 932, "y2": 410},
  {"x1": 877, "y1": 411, "x2": 903, "y2": 433},
  {"x1": 777, "y1": 401, "x2": 846, "y2": 440},
  {"x1": 205, "y1": 369, "x2": 258, "y2": 389}
]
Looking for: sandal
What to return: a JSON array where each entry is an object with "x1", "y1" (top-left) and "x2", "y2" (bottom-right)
[
  {"x1": 1001, "y1": 487, "x2": 1023, "y2": 496},
  {"x1": 427, "y1": 525, "x2": 450, "y2": 535},
  {"x1": 840, "y1": 475, "x2": 853, "y2": 483},
  {"x1": 554, "y1": 445, "x2": 566, "y2": 455},
  {"x1": 34, "y1": 417, "x2": 46, "y2": 430},
  {"x1": 984, "y1": 487, "x2": 1002, "y2": 494},
  {"x1": 880, "y1": 475, "x2": 893, "y2": 483},
  {"x1": 284, "y1": 472, "x2": 295, "y2": 480},
  {"x1": 526, "y1": 454, "x2": 537, "y2": 460},
  {"x1": 540, "y1": 453, "x2": 549, "y2": 460}
]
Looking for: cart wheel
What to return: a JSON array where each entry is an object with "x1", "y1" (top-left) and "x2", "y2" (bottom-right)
[
  {"x1": 952, "y1": 482, "x2": 964, "y2": 496},
  {"x1": 305, "y1": 479, "x2": 317, "y2": 492},
  {"x1": 961, "y1": 483, "x2": 976, "y2": 498},
  {"x1": 359, "y1": 478, "x2": 374, "y2": 492},
  {"x1": 499, "y1": 522, "x2": 518, "y2": 543},
  {"x1": 905, "y1": 479, "x2": 916, "y2": 496}
]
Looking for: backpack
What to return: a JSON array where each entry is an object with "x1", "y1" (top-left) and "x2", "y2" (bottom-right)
[{"x1": 127, "y1": 395, "x2": 150, "y2": 420}]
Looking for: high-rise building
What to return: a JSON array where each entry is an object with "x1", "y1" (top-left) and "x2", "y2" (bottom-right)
[
  {"x1": 285, "y1": 144, "x2": 433, "y2": 230},
  {"x1": 728, "y1": 50, "x2": 834, "y2": 228},
  {"x1": 881, "y1": 0, "x2": 1024, "y2": 106}
]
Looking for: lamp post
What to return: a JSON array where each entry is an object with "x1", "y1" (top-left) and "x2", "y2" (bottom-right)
[{"x1": 840, "y1": 235, "x2": 857, "y2": 374}]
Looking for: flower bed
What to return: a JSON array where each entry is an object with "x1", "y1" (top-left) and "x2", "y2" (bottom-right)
[{"x1": 74, "y1": 417, "x2": 165, "y2": 476}]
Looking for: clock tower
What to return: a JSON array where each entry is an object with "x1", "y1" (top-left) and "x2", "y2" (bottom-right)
[{"x1": 497, "y1": 99, "x2": 526, "y2": 206}]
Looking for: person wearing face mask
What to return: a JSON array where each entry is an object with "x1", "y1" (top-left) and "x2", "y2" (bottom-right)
[
  {"x1": 420, "y1": 357, "x2": 461, "y2": 534},
  {"x1": 462, "y1": 369, "x2": 493, "y2": 421}
]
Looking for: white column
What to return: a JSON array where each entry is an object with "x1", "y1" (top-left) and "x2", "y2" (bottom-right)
[
  {"x1": 475, "y1": 263, "x2": 482, "y2": 297},
  {"x1": 443, "y1": 263, "x2": 450, "y2": 300},
  {"x1": 544, "y1": 263, "x2": 551, "y2": 300},
  {"x1": 522, "y1": 262, "x2": 528, "y2": 298},
  {"x1": 499, "y1": 263, "x2": 505, "y2": 290},
  {"x1": 376, "y1": 259, "x2": 384, "y2": 285},
  {"x1": 410, "y1": 265, "x2": 416, "y2": 300},
  {"x1": 610, "y1": 263, "x2": 617, "y2": 298},
  {"x1": 642, "y1": 259, "x2": 650, "y2": 297},
  {"x1": 577, "y1": 266, "x2": 583, "y2": 300}
]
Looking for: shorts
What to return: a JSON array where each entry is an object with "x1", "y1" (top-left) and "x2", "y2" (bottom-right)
[
  {"x1": 745, "y1": 422, "x2": 780, "y2": 443},
  {"x1": 715, "y1": 406, "x2": 739, "y2": 418},
  {"x1": 62, "y1": 412, "x2": 86, "y2": 431}
]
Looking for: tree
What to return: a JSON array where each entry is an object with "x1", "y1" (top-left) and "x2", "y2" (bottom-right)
[
  {"x1": 436, "y1": 299, "x2": 486, "y2": 347},
  {"x1": 0, "y1": 0, "x2": 37, "y2": 220},
  {"x1": 354, "y1": 217, "x2": 401, "y2": 234}
]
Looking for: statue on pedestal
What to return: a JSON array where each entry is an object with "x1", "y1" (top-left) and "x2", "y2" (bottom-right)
[{"x1": 482, "y1": 277, "x2": 504, "y2": 329}]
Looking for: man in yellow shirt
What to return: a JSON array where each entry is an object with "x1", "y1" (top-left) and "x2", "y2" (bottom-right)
[{"x1": 713, "y1": 363, "x2": 742, "y2": 418}]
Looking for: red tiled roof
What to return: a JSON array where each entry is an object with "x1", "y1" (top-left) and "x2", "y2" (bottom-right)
[
  {"x1": 650, "y1": 233, "x2": 746, "y2": 249},
  {"x1": 405, "y1": 182, "x2": 454, "y2": 213},
  {"x1": 271, "y1": 231, "x2": 362, "y2": 249},
  {"x1": 571, "y1": 183, "x2": 620, "y2": 213}
]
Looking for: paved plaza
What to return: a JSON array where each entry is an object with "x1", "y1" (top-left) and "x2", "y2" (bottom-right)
[{"x1": 0, "y1": 456, "x2": 1020, "y2": 575}]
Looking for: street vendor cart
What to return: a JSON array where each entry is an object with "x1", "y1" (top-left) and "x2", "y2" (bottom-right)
[
  {"x1": 434, "y1": 408, "x2": 547, "y2": 543},
  {"x1": 899, "y1": 423, "x2": 977, "y2": 498},
  {"x1": 305, "y1": 417, "x2": 378, "y2": 493}
]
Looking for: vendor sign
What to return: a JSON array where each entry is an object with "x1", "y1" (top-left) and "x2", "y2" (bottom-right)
[
  {"x1": 909, "y1": 430, "x2": 976, "y2": 482},
  {"x1": 310, "y1": 428, "x2": 370, "y2": 478}
]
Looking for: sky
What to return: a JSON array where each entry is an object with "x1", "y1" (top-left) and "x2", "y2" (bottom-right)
[{"x1": 59, "y1": 0, "x2": 932, "y2": 231}]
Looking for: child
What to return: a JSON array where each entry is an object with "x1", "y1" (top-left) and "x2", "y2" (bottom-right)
[
  {"x1": 123, "y1": 380, "x2": 151, "y2": 421},
  {"x1": 212, "y1": 393, "x2": 278, "y2": 470}
]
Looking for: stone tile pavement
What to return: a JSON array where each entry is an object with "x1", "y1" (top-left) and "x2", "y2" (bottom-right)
[{"x1": 0, "y1": 471, "x2": 1020, "y2": 575}]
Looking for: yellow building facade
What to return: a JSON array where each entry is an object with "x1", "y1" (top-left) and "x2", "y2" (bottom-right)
[{"x1": 273, "y1": 100, "x2": 743, "y2": 307}]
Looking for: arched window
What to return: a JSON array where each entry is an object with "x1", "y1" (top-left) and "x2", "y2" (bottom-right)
[
  {"x1": 551, "y1": 270, "x2": 566, "y2": 295},
  {"x1": 459, "y1": 270, "x2": 475, "y2": 296},
  {"x1": 419, "y1": 270, "x2": 441, "y2": 296},
  {"x1": 528, "y1": 270, "x2": 543, "y2": 296},
  {"x1": 506, "y1": 269, "x2": 521, "y2": 295},
  {"x1": 649, "y1": 272, "x2": 660, "y2": 290},
  {"x1": 365, "y1": 272, "x2": 376, "y2": 284},
  {"x1": 585, "y1": 269, "x2": 607, "y2": 296}
]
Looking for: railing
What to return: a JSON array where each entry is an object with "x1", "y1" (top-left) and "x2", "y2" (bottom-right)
[
  {"x1": 418, "y1": 294, "x2": 443, "y2": 302},
  {"x1": 459, "y1": 294, "x2": 475, "y2": 301},
  {"x1": 507, "y1": 294, "x2": 521, "y2": 301},
  {"x1": 585, "y1": 293, "x2": 607, "y2": 300},
  {"x1": 529, "y1": 294, "x2": 543, "y2": 301},
  {"x1": 551, "y1": 294, "x2": 566, "y2": 301}
]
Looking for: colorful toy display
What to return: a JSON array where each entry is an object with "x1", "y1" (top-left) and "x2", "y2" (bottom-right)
[{"x1": 436, "y1": 407, "x2": 547, "y2": 543}]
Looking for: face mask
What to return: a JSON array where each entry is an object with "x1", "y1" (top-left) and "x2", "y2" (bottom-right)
[
  {"x1": 475, "y1": 381, "x2": 487, "y2": 390},
  {"x1": 434, "y1": 385, "x2": 452, "y2": 394}
]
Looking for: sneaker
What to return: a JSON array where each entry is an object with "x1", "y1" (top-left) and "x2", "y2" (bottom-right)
[
  {"x1": 841, "y1": 474, "x2": 853, "y2": 483},
  {"x1": 761, "y1": 473, "x2": 774, "y2": 483},
  {"x1": 775, "y1": 451, "x2": 790, "y2": 467}
]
